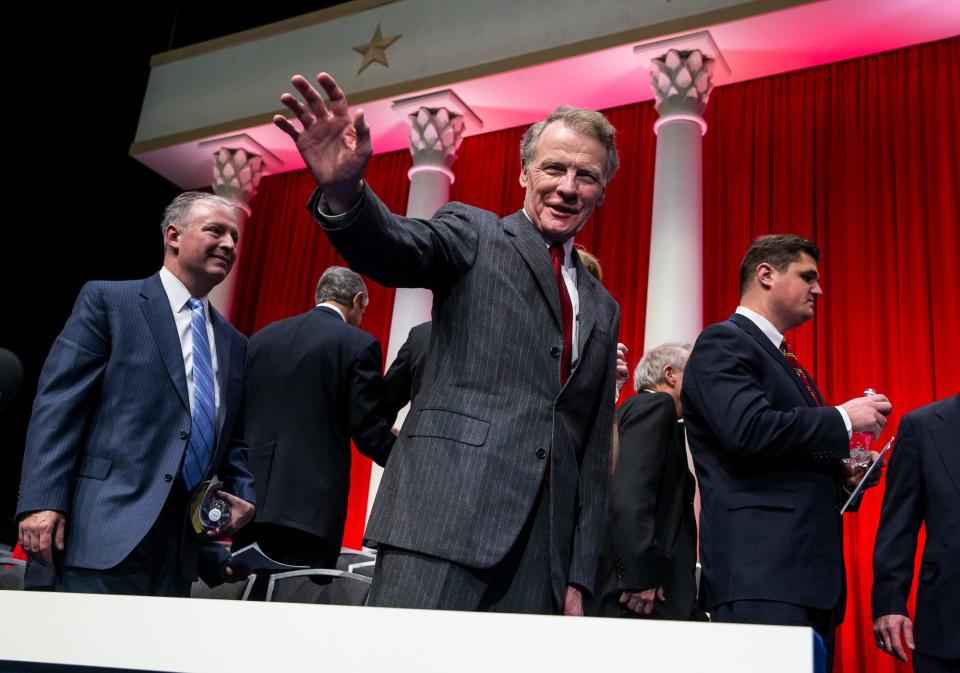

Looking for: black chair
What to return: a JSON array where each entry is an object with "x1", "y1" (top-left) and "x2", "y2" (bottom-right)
[
  {"x1": 190, "y1": 573, "x2": 258, "y2": 600},
  {"x1": 0, "y1": 557, "x2": 26, "y2": 591},
  {"x1": 265, "y1": 569, "x2": 371, "y2": 606}
]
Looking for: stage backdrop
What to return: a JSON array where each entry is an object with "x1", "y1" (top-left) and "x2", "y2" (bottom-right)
[{"x1": 231, "y1": 37, "x2": 958, "y2": 673}]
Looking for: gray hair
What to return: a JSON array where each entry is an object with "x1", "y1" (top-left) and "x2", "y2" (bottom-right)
[
  {"x1": 160, "y1": 191, "x2": 243, "y2": 251},
  {"x1": 315, "y1": 266, "x2": 367, "y2": 306},
  {"x1": 520, "y1": 106, "x2": 619, "y2": 182},
  {"x1": 633, "y1": 342, "x2": 692, "y2": 391}
]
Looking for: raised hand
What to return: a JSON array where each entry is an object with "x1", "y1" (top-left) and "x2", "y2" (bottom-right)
[{"x1": 275, "y1": 72, "x2": 372, "y2": 213}]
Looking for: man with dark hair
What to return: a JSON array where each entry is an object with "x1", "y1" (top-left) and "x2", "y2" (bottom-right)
[
  {"x1": 17, "y1": 192, "x2": 256, "y2": 596},
  {"x1": 273, "y1": 72, "x2": 620, "y2": 615},
  {"x1": 872, "y1": 395, "x2": 959, "y2": 673},
  {"x1": 681, "y1": 233, "x2": 891, "y2": 666},
  {"x1": 233, "y1": 266, "x2": 394, "y2": 568},
  {"x1": 589, "y1": 343, "x2": 702, "y2": 621}
]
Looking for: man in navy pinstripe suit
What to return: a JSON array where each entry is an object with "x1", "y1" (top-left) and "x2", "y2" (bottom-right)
[
  {"x1": 275, "y1": 73, "x2": 621, "y2": 615},
  {"x1": 16, "y1": 192, "x2": 256, "y2": 596}
]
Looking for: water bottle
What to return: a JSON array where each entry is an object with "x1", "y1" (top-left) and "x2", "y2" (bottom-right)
[{"x1": 845, "y1": 388, "x2": 876, "y2": 468}]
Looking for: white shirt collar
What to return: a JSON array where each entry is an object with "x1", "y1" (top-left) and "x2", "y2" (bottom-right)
[
  {"x1": 318, "y1": 302, "x2": 347, "y2": 322},
  {"x1": 735, "y1": 305, "x2": 783, "y2": 349},
  {"x1": 159, "y1": 266, "x2": 209, "y2": 317}
]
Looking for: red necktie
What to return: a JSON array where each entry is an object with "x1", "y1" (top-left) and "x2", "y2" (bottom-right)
[
  {"x1": 551, "y1": 243, "x2": 573, "y2": 386},
  {"x1": 780, "y1": 338, "x2": 820, "y2": 406}
]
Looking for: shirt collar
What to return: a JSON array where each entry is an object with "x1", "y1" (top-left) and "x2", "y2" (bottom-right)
[
  {"x1": 735, "y1": 305, "x2": 783, "y2": 349},
  {"x1": 317, "y1": 302, "x2": 347, "y2": 322},
  {"x1": 159, "y1": 266, "x2": 209, "y2": 318}
]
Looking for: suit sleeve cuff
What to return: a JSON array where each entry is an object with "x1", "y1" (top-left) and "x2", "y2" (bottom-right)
[
  {"x1": 835, "y1": 406, "x2": 853, "y2": 439},
  {"x1": 309, "y1": 183, "x2": 366, "y2": 230}
]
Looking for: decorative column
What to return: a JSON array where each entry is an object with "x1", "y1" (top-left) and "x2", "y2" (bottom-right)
[
  {"x1": 206, "y1": 147, "x2": 263, "y2": 319},
  {"x1": 364, "y1": 91, "x2": 480, "y2": 521},
  {"x1": 636, "y1": 42, "x2": 717, "y2": 351}
]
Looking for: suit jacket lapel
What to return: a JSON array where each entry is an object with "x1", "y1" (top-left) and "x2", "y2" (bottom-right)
[
  {"x1": 139, "y1": 274, "x2": 190, "y2": 411},
  {"x1": 210, "y1": 307, "x2": 232, "y2": 433},
  {"x1": 573, "y1": 249, "x2": 598, "y2": 362},
  {"x1": 932, "y1": 395, "x2": 960, "y2": 499},
  {"x1": 729, "y1": 313, "x2": 817, "y2": 406},
  {"x1": 503, "y1": 210, "x2": 562, "y2": 331}
]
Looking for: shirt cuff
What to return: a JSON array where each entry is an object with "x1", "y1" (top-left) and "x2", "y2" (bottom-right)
[
  {"x1": 835, "y1": 405, "x2": 853, "y2": 439},
  {"x1": 314, "y1": 183, "x2": 365, "y2": 229}
]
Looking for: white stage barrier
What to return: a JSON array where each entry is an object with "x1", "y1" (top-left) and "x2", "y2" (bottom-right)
[{"x1": 0, "y1": 591, "x2": 813, "y2": 672}]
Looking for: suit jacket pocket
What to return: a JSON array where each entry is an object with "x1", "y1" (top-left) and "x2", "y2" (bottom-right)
[
  {"x1": 404, "y1": 408, "x2": 490, "y2": 446},
  {"x1": 726, "y1": 490, "x2": 797, "y2": 512},
  {"x1": 77, "y1": 454, "x2": 112, "y2": 480}
]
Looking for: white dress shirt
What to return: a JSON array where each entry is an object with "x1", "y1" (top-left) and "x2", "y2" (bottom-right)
[{"x1": 159, "y1": 266, "x2": 221, "y2": 419}]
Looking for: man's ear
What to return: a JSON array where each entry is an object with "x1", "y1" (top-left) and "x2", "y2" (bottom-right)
[
  {"x1": 756, "y1": 262, "x2": 776, "y2": 290},
  {"x1": 164, "y1": 225, "x2": 181, "y2": 254},
  {"x1": 662, "y1": 364, "x2": 675, "y2": 387},
  {"x1": 519, "y1": 167, "x2": 529, "y2": 189},
  {"x1": 353, "y1": 292, "x2": 366, "y2": 310}
]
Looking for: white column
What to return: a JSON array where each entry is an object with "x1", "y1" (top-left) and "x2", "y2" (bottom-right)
[
  {"x1": 365, "y1": 93, "x2": 480, "y2": 524},
  {"x1": 207, "y1": 147, "x2": 263, "y2": 319},
  {"x1": 642, "y1": 48, "x2": 714, "y2": 351}
]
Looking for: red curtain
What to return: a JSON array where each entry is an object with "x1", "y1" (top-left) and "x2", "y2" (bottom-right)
[{"x1": 232, "y1": 37, "x2": 958, "y2": 671}]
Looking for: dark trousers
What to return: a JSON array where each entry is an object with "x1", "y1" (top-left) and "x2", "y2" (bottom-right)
[
  {"x1": 712, "y1": 600, "x2": 838, "y2": 672},
  {"x1": 55, "y1": 482, "x2": 192, "y2": 597},
  {"x1": 367, "y1": 482, "x2": 555, "y2": 614}
]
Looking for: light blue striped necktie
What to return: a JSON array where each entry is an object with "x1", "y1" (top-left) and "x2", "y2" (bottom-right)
[{"x1": 182, "y1": 297, "x2": 216, "y2": 491}]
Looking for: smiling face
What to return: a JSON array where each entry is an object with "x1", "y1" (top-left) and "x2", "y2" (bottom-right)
[
  {"x1": 766, "y1": 252, "x2": 823, "y2": 332},
  {"x1": 520, "y1": 122, "x2": 607, "y2": 243},
  {"x1": 164, "y1": 200, "x2": 241, "y2": 297}
]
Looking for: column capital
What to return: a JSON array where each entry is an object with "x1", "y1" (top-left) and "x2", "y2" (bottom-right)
[
  {"x1": 393, "y1": 90, "x2": 482, "y2": 181},
  {"x1": 635, "y1": 31, "x2": 729, "y2": 136},
  {"x1": 211, "y1": 147, "x2": 264, "y2": 215}
]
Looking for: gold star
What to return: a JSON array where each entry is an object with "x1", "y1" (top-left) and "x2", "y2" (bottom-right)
[{"x1": 353, "y1": 23, "x2": 401, "y2": 75}]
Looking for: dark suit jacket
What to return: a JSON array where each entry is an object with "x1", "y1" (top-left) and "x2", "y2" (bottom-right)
[
  {"x1": 16, "y1": 274, "x2": 255, "y2": 578},
  {"x1": 243, "y1": 306, "x2": 394, "y2": 547},
  {"x1": 379, "y1": 320, "x2": 431, "y2": 426},
  {"x1": 873, "y1": 395, "x2": 960, "y2": 659},
  {"x1": 588, "y1": 391, "x2": 699, "y2": 619},
  {"x1": 313, "y1": 186, "x2": 619, "y2": 603},
  {"x1": 681, "y1": 313, "x2": 851, "y2": 613}
]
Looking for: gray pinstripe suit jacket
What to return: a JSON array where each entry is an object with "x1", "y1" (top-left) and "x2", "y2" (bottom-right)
[
  {"x1": 16, "y1": 273, "x2": 255, "y2": 574},
  {"x1": 313, "y1": 186, "x2": 619, "y2": 600}
]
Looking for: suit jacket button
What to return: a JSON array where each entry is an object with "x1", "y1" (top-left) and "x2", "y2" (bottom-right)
[
  {"x1": 550, "y1": 346, "x2": 561, "y2": 358},
  {"x1": 179, "y1": 430, "x2": 188, "y2": 440},
  {"x1": 164, "y1": 473, "x2": 173, "y2": 482},
  {"x1": 535, "y1": 448, "x2": 547, "y2": 459}
]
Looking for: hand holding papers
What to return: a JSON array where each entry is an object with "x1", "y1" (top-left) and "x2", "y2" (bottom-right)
[{"x1": 840, "y1": 435, "x2": 895, "y2": 514}]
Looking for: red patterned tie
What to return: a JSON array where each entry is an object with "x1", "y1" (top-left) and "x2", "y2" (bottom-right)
[
  {"x1": 551, "y1": 243, "x2": 574, "y2": 386},
  {"x1": 780, "y1": 338, "x2": 820, "y2": 406}
]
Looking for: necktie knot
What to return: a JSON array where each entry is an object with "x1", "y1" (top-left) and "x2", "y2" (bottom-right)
[
  {"x1": 550, "y1": 242, "x2": 565, "y2": 266},
  {"x1": 188, "y1": 297, "x2": 203, "y2": 313}
]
